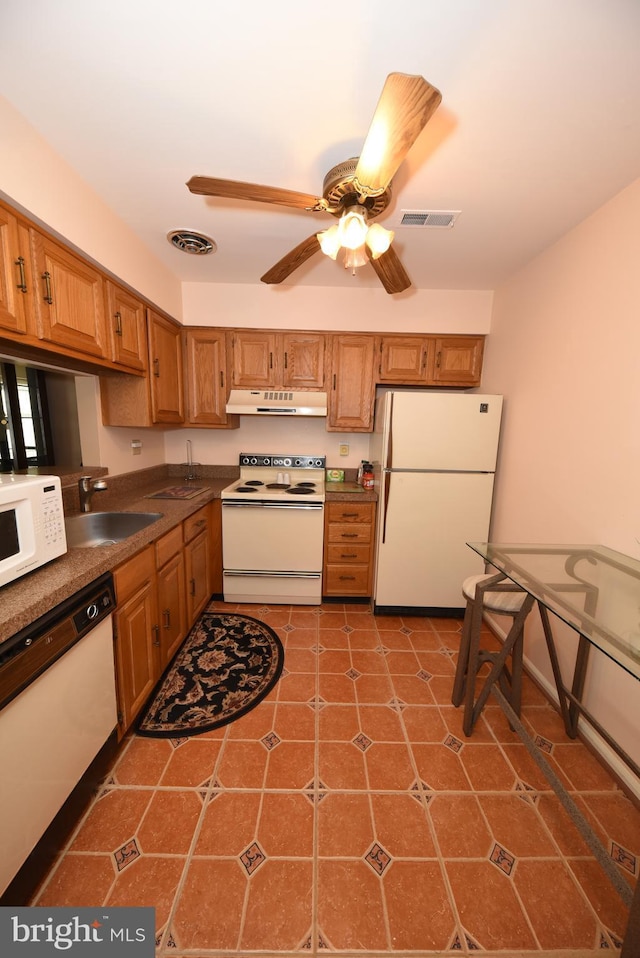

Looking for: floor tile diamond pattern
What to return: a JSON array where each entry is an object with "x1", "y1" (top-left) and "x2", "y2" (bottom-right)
[{"x1": 29, "y1": 601, "x2": 638, "y2": 956}]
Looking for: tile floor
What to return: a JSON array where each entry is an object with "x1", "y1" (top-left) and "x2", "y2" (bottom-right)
[{"x1": 31, "y1": 601, "x2": 639, "y2": 956}]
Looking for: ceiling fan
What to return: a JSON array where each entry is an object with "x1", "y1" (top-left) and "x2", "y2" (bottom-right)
[{"x1": 187, "y1": 73, "x2": 441, "y2": 294}]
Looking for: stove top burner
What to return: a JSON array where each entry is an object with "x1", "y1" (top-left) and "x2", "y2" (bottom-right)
[
  {"x1": 245, "y1": 480, "x2": 264, "y2": 486},
  {"x1": 266, "y1": 482, "x2": 291, "y2": 489},
  {"x1": 235, "y1": 485, "x2": 259, "y2": 493},
  {"x1": 287, "y1": 486, "x2": 315, "y2": 495},
  {"x1": 296, "y1": 482, "x2": 316, "y2": 487}
]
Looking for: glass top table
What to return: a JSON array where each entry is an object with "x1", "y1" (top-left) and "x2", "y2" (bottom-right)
[
  {"x1": 464, "y1": 543, "x2": 640, "y2": 954},
  {"x1": 467, "y1": 542, "x2": 640, "y2": 681}
]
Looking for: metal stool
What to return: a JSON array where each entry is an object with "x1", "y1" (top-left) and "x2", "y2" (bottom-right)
[{"x1": 452, "y1": 572, "x2": 535, "y2": 735}]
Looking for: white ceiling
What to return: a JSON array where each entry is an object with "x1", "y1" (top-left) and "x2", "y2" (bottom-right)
[{"x1": 1, "y1": 0, "x2": 639, "y2": 294}]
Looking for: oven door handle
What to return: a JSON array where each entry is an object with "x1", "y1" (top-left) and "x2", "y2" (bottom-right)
[
  {"x1": 222, "y1": 501, "x2": 323, "y2": 510},
  {"x1": 224, "y1": 570, "x2": 322, "y2": 579}
]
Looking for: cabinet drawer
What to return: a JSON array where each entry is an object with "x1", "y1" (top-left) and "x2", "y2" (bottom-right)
[
  {"x1": 324, "y1": 565, "x2": 370, "y2": 594},
  {"x1": 184, "y1": 505, "x2": 210, "y2": 542},
  {"x1": 113, "y1": 545, "x2": 155, "y2": 604},
  {"x1": 326, "y1": 543, "x2": 371, "y2": 564},
  {"x1": 327, "y1": 522, "x2": 371, "y2": 544},
  {"x1": 155, "y1": 525, "x2": 183, "y2": 567},
  {"x1": 327, "y1": 501, "x2": 372, "y2": 523}
]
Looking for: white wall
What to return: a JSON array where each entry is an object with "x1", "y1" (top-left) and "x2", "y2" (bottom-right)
[
  {"x1": 0, "y1": 96, "x2": 182, "y2": 318},
  {"x1": 482, "y1": 177, "x2": 640, "y2": 794}
]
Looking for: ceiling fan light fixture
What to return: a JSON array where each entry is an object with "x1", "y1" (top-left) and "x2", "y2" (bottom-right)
[
  {"x1": 365, "y1": 222, "x2": 394, "y2": 259},
  {"x1": 317, "y1": 224, "x2": 341, "y2": 259},
  {"x1": 338, "y1": 208, "x2": 369, "y2": 250},
  {"x1": 343, "y1": 244, "x2": 369, "y2": 274}
]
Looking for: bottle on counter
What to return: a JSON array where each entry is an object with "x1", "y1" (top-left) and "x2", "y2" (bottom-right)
[{"x1": 361, "y1": 462, "x2": 374, "y2": 489}]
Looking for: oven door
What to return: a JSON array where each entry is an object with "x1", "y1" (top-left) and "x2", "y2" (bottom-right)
[{"x1": 222, "y1": 499, "x2": 324, "y2": 604}]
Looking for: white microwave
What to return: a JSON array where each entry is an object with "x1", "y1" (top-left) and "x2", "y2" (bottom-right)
[{"x1": 0, "y1": 474, "x2": 67, "y2": 588}]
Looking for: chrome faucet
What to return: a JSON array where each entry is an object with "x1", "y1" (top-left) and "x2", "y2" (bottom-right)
[{"x1": 78, "y1": 476, "x2": 108, "y2": 513}]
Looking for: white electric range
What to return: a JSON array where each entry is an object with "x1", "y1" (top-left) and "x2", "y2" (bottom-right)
[{"x1": 221, "y1": 453, "x2": 326, "y2": 604}]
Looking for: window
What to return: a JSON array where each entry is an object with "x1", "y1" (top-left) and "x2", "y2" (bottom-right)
[{"x1": 1, "y1": 362, "x2": 55, "y2": 471}]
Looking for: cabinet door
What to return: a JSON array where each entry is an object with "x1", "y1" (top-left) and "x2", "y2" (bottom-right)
[
  {"x1": 209, "y1": 498, "x2": 223, "y2": 596},
  {"x1": 31, "y1": 231, "x2": 106, "y2": 359},
  {"x1": 185, "y1": 530, "x2": 211, "y2": 623},
  {"x1": 105, "y1": 280, "x2": 147, "y2": 371},
  {"x1": 430, "y1": 336, "x2": 484, "y2": 386},
  {"x1": 148, "y1": 309, "x2": 184, "y2": 423},
  {"x1": 378, "y1": 336, "x2": 430, "y2": 383},
  {"x1": 327, "y1": 335, "x2": 376, "y2": 432},
  {"x1": 157, "y1": 551, "x2": 187, "y2": 669},
  {"x1": 113, "y1": 580, "x2": 158, "y2": 734},
  {"x1": 184, "y1": 328, "x2": 238, "y2": 427},
  {"x1": 0, "y1": 208, "x2": 31, "y2": 335},
  {"x1": 231, "y1": 330, "x2": 279, "y2": 387},
  {"x1": 282, "y1": 333, "x2": 325, "y2": 388}
]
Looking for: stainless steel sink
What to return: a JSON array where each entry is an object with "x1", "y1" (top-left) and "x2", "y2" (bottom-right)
[{"x1": 65, "y1": 511, "x2": 163, "y2": 548}]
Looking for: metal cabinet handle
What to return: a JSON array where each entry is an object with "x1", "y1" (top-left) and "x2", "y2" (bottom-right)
[
  {"x1": 340, "y1": 532, "x2": 358, "y2": 538},
  {"x1": 284, "y1": 351, "x2": 288, "y2": 369},
  {"x1": 114, "y1": 311, "x2": 123, "y2": 336},
  {"x1": 15, "y1": 256, "x2": 27, "y2": 293},
  {"x1": 341, "y1": 512, "x2": 359, "y2": 518},
  {"x1": 220, "y1": 370, "x2": 224, "y2": 388},
  {"x1": 340, "y1": 553, "x2": 358, "y2": 559},
  {"x1": 152, "y1": 624, "x2": 160, "y2": 647},
  {"x1": 269, "y1": 351, "x2": 273, "y2": 369},
  {"x1": 339, "y1": 575, "x2": 356, "y2": 581},
  {"x1": 190, "y1": 578, "x2": 196, "y2": 596},
  {"x1": 42, "y1": 271, "x2": 53, "y2": 305},
  {"x1": 162, "y1": 609, "x2": 171, "y2": 629},
  {"x1": 153, "y1": 358, "x2": 160, "y2": 377},
  {"x1": 436, "y1": 351, "x2": 442, "y2": 368}
]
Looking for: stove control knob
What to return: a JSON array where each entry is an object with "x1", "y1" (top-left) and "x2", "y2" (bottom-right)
[
  {"x1": 249, "y1": 457, "x2": 257, "y2": 464},
  {"x1": 283, "y1": 457, "x2": 292, "y2": 467}
]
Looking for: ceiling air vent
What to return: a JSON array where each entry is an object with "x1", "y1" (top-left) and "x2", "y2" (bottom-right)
[
  {"x1": 167, "y1": 230, "x2": 217, "y2": 254},
  {"x1": 398, "y1": 210, "x2": 461, "y2": 228}
]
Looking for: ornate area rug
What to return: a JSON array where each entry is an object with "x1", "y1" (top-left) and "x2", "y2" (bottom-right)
[{"x1": 137, "y1": 611, "x2": 284, "y2": 738}]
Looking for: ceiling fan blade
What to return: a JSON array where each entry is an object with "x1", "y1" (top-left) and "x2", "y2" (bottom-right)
[
  {"x1": 355, "y1": 73, "x2": 442, "y2": 195},
  {"x1": 261, "y1": 234, "x2": 321, "y2": 284},
  {"x1": 368, "y1": 245, "x2": 411, "y2": 295},
  {"x1": 187, "y1": 176, "x2": 323, "y2": 211}
]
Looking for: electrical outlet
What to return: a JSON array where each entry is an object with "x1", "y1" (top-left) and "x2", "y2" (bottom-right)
[
  {"x1": 131, "y1": 439, "x2": 142, "y2": 456},
  {"x1": 339, "y1": 443, "x2": 349, "y2": 456}
]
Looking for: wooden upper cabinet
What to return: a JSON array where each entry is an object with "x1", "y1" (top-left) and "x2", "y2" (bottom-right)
[
  {"x1": 0, "y1": 207, "x2": 33, "y2": 336},
  {"x1": 231, "y1": 330, "x2": 277, "y2": 387},
  {"x1": 327, "y1": 334, "x2": 376, "y2": 432},
  {"x1": 377, "y1": 335, "x2": 431, "y2": 383},
  {"x1": 429, "y1": 336, "x2": 484, "y2": 386},
  {"x1": 30, "y1": 230, "x2": 106, "y2": 359},
  {"x1": 281, "y1": 333, "x2": 325, "y2": 388},
  {"x1": 231, "y1": 330, "x2": 325, "y2": 389},
  {"x1": 148, "y1": 309, "x2": 184, "y2": 423},
  {"x1": 184, "y1": 327, "x2": 238, "y2": 428},
  {"x1": 105, "y1": 280, "x2": 147, "y2": 372}
]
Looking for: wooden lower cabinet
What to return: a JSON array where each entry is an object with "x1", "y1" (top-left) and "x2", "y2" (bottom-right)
[
  {"x1": 323, "y1": 500, "x2": 376, "y2": 597},
  {"x1": 155, "y1": 526, "x2": 188, "y2": 669},
  {"x1": 113, "y1": 503, "x2": 214, "y2": 737},
  {"x1": 112, "y1": 546, "x2": 158, "y2": 735},
  {"x1": 184, "y1": 505, "x2": 212, "y2": 622}
]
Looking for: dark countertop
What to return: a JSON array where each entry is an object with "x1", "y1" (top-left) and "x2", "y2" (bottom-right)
[
  {"x1": 1, "y1": 476, "x2": 228, "y2": 644},
  {"x1": 1, "y1": 471, "x2": 377, "y2": 644}
]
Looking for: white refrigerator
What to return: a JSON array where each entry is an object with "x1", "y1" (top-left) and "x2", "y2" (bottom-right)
[{"x1": 369, "y1": 390, "x2": 503, "y2": 613}]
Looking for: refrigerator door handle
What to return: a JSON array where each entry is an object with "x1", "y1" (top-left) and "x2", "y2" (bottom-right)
[
  {"x1": 382, "y1": 470, "x2": 391, "y2": 544},
  {"x1": 386, "y1": 392, "x2": 394, "y2": 470}
]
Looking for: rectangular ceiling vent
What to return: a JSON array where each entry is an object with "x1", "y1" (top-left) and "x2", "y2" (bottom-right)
[{"x1": 398, "y1": 210, "x2": 461, "y2": 228}]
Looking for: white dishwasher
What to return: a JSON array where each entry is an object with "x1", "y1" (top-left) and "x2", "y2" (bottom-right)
[{"x1": 0, "y1": 572, "x2": 117, "y2": 895}]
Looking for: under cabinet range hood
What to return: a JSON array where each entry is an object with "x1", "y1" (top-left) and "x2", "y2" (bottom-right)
[{"x1": 226, "y1": 389, "x2": 328, "y2": 416}]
